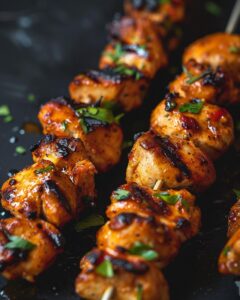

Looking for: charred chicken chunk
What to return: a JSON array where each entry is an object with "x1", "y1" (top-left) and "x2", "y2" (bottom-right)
[
  {"x1": 169, "y1": 59, "x2": 234, "y2": 105},
  {"x1": 151, "y1": 93, "x2": 234, "y2": 160},
  {"x1": 99, "y1": 16, "x2": 167, "y2": 78},
  {"x1": 69, "y1": 69, "x2": 149, "y2": 112},
  {"x1": 124, "y1": 0, "x2": 185, "y2": 37},
  {"x1": 31, "y1": 135, "x2": 96, "y2": 200},
  {"x1": 97, "y1": 183, "x2": 200, "y2": 267},
  {"x1": 109, "y1": 183, "x2": 201, "y2": 241},
  {"x1": 38, "y1": 97, "x2": 123, "y2": 172},
  {"x1": 219, "y1": 229, "x2": 240, "y2": 276},
  {"x1": 228, "y1": 198, "x2": 240, "y2": 238},
  {"x1": 183, "y1": 33, "x2": 240, "y2": 105},
  {"x1": 75, "y1": 248, "x2": 169, "y2": 300},
  {"x1": 126, "y1": 131, "x2": 216, "y2": 192},
  {"x1": 1, "y1": 160, "x2": 80, "y2": 228},
  {"x1": 0, "y1": 217, "x2": 63, "y2": 282}
]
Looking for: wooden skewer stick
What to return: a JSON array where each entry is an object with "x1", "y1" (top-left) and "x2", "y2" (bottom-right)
[
  {"x1": 101, "y1": 286, "x2": 115, "y2": 300},
  {"x1": 225, "y1": 0, "x2": 240, "y2": 33}
]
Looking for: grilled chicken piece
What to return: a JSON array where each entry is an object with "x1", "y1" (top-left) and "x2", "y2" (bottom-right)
[
  {"x1": 31, "y1": 135, "x2": 96, "y2": 201},
  {"x1": 219, "y1": 228, "x2": 240, "y2": 275},
  {"x1": 38, "y1": 97, "x2": 123, "y2": 172},
  {"x1": 151, "y1": 93, "x2": 234, "y2": 160},
  {"x1": 228, "y1": 198, "x2": 240, "y2": 238},
  {"x1": 169, "y1": 59, "x2": 234, "y2": 105},
  {"x1": 109, "y1": 183, "x2": 201, "y2": 241},
  {"x1": 69, "y1": 69, "x2": 149, "y2": 112},
  {"x1": 1, "y1": 160, "x2": 80, "y2": 228},
  {"x1": 75, "y1": 248, "x2": 169, "y2": 300},
  {"x1": 124, "y1": 0, "x2": 185, "y2": 37},
  {"x1": 99, "y1": 16, "x2": 167, "y2": 78},
  {"x1": 0, "y1": 217, "x2": 63, "y2": 282},
  {"x1": 126, "y1": 131, "x2": 216, "y2": 192},
  {"x1": 97, "y1": 183, "x2": 200, "y2": 266},
  {"x1": 183, "y1": 33, "x2": 240, "y2": 105}
]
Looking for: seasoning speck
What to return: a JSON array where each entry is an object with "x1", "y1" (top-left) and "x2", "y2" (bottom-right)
[{"x1": 9, "y1": 136, "x2": 18, "y2": 144}]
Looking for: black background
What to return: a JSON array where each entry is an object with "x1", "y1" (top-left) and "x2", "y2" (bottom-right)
[{"x1": 0, "y1": 0, "x2": 240, "y2": 299}]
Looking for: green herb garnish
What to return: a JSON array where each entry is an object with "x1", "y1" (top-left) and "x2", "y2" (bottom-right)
[
  {"x1": 61, "y1": 120, "x2": 69, "y2": 131},
  {"x1": 179, "y1": 99, "x2": 204, "y2": 114},
  {"x1": 222, "y1": 245, "x2": 231, "y2": 257},
  {"x1": 15, "y1": 146, "x2": 26, "y2": 155},
  {"x1": 229, "y1": 46, "x2": 240, "y2": 54},
  {"x1": 75, "y1": 214, "x2": 105, "y2": 232},
  {"x1": 159, "y1": 0, "x2": 171, "y2": 4},
  {"x1": 114, "y1": 64, "x2": 142, "y2": 80},
  {"x1": 155, "y1": 192, "x2": 180, "y2": 205},
  {"x1": 106, "y1": 43, "x2": 126, "y2": 63},
  {"x1": 136, "y1": 284, "x2": 143, "y2": 300},
  {"x1": 34, "y1": 165, "x2": 54, "y2": 175},
  {"x1": 5, "y1": 235, "x2": 36, "y2": 251},
  {"x1": 0, "y1": 105, "x2": 10, "y2": 116},
  {"x1": 77, "y1": 106, "x2": 123, "y2": 134},
  {"x1": 128, "y1": 242, "x2": 158, "y2": 261},
  {"x1": 27, "y1": 93, "x2": 36, "y2": 103},
  {"x1": 96, "y1": 259, "x2": 114, "y2": 278},
  {"x1": 3, "y1": 115, "x2": 13, "y2": 123},
  {"x1": 233, "y1": 189, "x2": 240, "y2": 198},
  {"x1": 113, "y1": 189, "x2": 131, "y2": 200},
  {"x1": 0, "y1": 105, "x2": 13, "y2": 123},
  {"x1": 122, "y1": 140, "x2": 133, "y2": 150},
  {"x1": 205, "y1": 2, "x2": 222, "y2": 16},
  {"x1": 183, "y1": 66, "x2": 211, "y2": 84},
  {"x1": 154, "y1": 192, "x2": 190, "y2": 211}
]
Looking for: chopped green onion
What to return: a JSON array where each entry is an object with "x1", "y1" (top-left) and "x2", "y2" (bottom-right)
[
  {"x1": 75, "y1": 214, "x2": 105, "y2": 232},
  {"x1": 122, "y1": 140, "x2": 133, "y2": 150},
  {"x1": 5, "y1": 235, "x2": 36, "y2": 251},
  {"x1": 96, "y1": 259, "x2": 114, "y2": 278},
  {"x1": 179, "y1": 99, "x2": 204, "y2": 114},
  {"x1": 3, "y1": 115, "x2": 13, "y2": 123},
  {"x1": 114, "y1": 65, "x2": 142, "y2": 81},
  {"x1": 77, "y1": 106, "x2": 123, "y2": 134},
  {"x1": 229, "y1": 46, "x2": 240, "y2": 54},
  {"x1": 15, "y1": 146, "x2": 26, "y2": 155},
  {"x1": 0, "y1": 105, "x2": 10, "y2": 116},
  {"x1": 106, "y1": 43, "x2": 126, "y2": 63},
  {"x1": 233, "y1": 189, "x2": 240, "y2": 198},
  {"x1": 183, "y1": 66, "x2": 211, "y2": 84},
  {"x1": 128, "y1": 242, "x2": 158, "y2": 261},
  {"x1": 222, "y1": 245, "x2": 231, "y2": 257},
  {"x1": 34, "y1": 165, "x2": 54, "y2": 175},
  {"x1": 113, "y1": 189, "x2": 131, "y2": 200},
  {"x1": 61, "y1": 120, "x2": 69, "y2": 131},
  {"x1": 136, "y1": 283, "x2": 143, "y2": 300},
  {"x1": 27, "y1": 93, "x2": 36, "y2": 103},
  {"x1": 205, "y1": 1, "x2": 222, "y2": 16},
  {"x1": 154, "y1": 192, "x2": 180, "y2": 205}
]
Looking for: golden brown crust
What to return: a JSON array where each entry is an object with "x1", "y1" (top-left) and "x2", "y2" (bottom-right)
[
  {"x1": 69, "y1": 69, "x2": 150, "y2": 112},
  {"x1": 99, "y1": 16, "x2": 167, "y2": 78},
  {"x1": 0, "y1": 217, "x2": 63, "y2": 282},
  {"x1": 1, "y1": 160, "x2": 80, "y2": 228},
  {"x1": 31, "y1": 135, "x2": 96, "y2": 200},
  {"x1": 151, "y1": 94, "x2": 234, "y2": 160},
  {"x1": 76, "y1": 248, "x2": 169, "y2": 300},
  {"x1": 38, "y1": 98, "x2": 123, "y2": 172},
  {"x1": 126, "y1": 131, "x2": 216, "y2": 192},
  {"x1": 183, "y1": 33, "x2": 240, "y2": 105}
]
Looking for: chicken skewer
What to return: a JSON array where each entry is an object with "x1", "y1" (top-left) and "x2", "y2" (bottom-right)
[
  {"x1": 0, "y1": 0, "x2": 185, "y2": 283},
  {"x1": 75, "y1": 31, "x2": 240, "y2": 300}
]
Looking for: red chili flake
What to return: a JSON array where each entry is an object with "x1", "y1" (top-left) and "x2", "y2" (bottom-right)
[
  {"x1": 210, "y1": 108, "x2": 228, "y2": 122},
  {"x1": 180, "y1": 115, "x2": 200, "y2": 131}
]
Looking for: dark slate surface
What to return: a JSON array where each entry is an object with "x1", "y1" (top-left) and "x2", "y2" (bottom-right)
[{"x1": 0, "y1": 0, "x2": 240, "y2": 299}]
